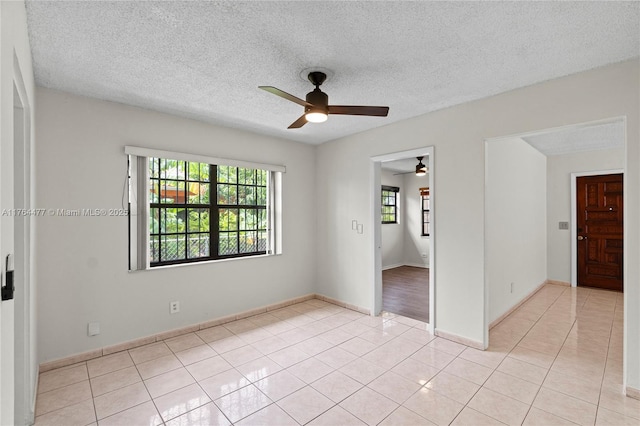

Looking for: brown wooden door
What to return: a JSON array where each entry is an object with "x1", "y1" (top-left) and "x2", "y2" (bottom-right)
[{"x1": 576, "y1": 174, "x2": 623, "y2": 291}]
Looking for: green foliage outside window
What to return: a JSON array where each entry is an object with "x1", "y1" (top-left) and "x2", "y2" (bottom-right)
[{"x1": 149, "y1": 158, "x2": 268, "y2": 265}]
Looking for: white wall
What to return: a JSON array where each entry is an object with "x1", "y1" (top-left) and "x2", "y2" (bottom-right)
[
  {"x1": 316, "y1": 59, "x2": 639, "y2": 392},
  {"x1": 0, "y1": 1, "x2": 37, "y2": 425},
  {"x1": 381, "y1": 170, "x2": 404, "y2": 269},
  {"x1": 35, "y1": 88, "x2": 317, "y2": 363},
  {"x1": 403, "y1": 172, "x2": 429, "y2": 268},
  {"x1": 547, "y1": 147, "x2": 625, "y2": 282},
  {"x1": 486, "y1": 138, "x2": 547, "y2": 323}
]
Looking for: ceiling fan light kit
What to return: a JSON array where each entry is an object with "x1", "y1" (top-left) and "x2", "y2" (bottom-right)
[
  {"x1": 415, "y1": 156, "x2": 427, "y2": 176},
  {"x1": 259, "y1": 71, "x2": 389, "y2": 129},
  {"x1": 305, "y1": 111, "x2": 328, "y2": 123}
]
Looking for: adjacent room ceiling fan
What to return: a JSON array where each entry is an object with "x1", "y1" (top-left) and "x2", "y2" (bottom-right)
[
  {"x1": 259, "y1": 71, "x2": 389, "y2": 129},
  {"x1": 392, "y1": 157, "x2": 428, "y2": 176}
]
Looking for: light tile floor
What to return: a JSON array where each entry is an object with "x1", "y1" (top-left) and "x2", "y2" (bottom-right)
[{"x1": 34, "y1": 284, "x2": 639, "y2": 425}]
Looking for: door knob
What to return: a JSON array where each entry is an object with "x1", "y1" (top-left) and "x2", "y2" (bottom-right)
[{"x1": 578, "y1": 235, "x2": 587, "y2": 241}]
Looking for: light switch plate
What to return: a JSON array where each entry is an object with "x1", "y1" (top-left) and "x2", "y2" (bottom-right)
[{"x1": 559, "y1": 221, "x2": 569, "y2": 230}]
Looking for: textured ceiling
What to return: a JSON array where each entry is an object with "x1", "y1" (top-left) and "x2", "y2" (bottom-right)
[
  {"x1": 25, "y1": 1, "x2": 640, "y2": 145},
  {"x1": 522, "y1": 120, "x2": 625, "y2": 156}
]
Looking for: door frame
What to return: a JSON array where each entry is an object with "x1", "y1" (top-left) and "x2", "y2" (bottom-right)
[
  {"x1": 371, "y1": 146, "x2": 435, "y2": 332},
  {"x1": 10, "y1": 50, "x2": 35, "y2": 426},
  {"x1": 571, "y1": 169, "x2": 624, "y2": 288}
]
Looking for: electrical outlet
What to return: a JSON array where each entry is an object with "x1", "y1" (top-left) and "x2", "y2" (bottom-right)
[
  {"x1": 170, "y1": 301, "x2": 180, "y2": 314},
  {"x1": 88, "y1": 322, "x2": 100, "y2": 336}
]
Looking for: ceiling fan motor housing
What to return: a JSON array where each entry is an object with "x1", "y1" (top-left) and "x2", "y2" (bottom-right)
[{"x1": 306, "y1": 89, "x2": 328, "y2": 114}]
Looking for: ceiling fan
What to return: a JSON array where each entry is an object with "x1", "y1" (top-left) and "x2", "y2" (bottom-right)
[
  {"x1": 259, "y1": 71, "x2": 389, "y2": 129},
  {"x1": 392, "y1": 157, "x2": 428, "y2": 176}
]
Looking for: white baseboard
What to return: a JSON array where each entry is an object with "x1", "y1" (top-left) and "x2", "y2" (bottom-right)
[
  {"x1": 546, "y1": 279, "x2": 570, "y2": 287},
  {"x1": 489, "y1": 279, "x2": 574, "y2": 330},
  {"x1": 382, "y1": 263, "x2": 405, "y2": 271},
  {"x1": 382, "y1": 263, "x2": 428, "y2": 270},
  {"x1": 489, "y1": 281, "x2": 547, "y2": 329},
  {"x1": 627, "y1": 386, "x2": 640, "y2": 400},
  {"x1": 314, "y1": 294, "x2": 370, "y2": 315},
  {"x1": 403, "y1": 263, "x2": 428, "y2": 269}
]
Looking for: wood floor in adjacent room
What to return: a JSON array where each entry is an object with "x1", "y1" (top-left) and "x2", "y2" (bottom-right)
[{"x1": 382, "y1": 265, "x2": 429, "y2": 323}]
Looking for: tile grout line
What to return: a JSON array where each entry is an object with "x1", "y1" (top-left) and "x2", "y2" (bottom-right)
[
  {"x1": 102, "y1": 351, "x2": 154, "y2": 425},
  {"x1": 88, "y1": 362, "x2": 99, "y2": 426},
  {"x1": 357, "y1": 331, "x2": 476, "y2": 425},
  {"x1": 134, "y1": 349, "x2": 167, "y2": 426},
  {"x1": 233, "y1": 307, "x2": 351, "y2": 424},
  {"x1": 158, "y1": 335, "x2": 233, "y2": 424},
  {"x1": 525, "y1": 287, "x2": 591, "y2": 423},
  {"x1": 514, "y1": 285, "x2": 574, "y2": 424},
  {"x1": 517, "y1": 286, "x2": 608, "y2": 425},
  {"x1": 239, "y1": 310, "x2": 427, "y2": 424},
  {"x1": 454, "y1": 285, "x2": 572, "y2": 425},
  {"x1": 593, "y1": 291, "x2": 620, "y2": 423},
  {"x1": 165, "y1": 332, "x2": 247, "y2": 425},
  {"x1": 154, "y1": 304, "x2": 365, "y2": 425}
]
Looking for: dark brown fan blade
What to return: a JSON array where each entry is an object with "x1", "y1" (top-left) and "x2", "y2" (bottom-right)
[
  {"x1": 287, "y1": 115, "x2": 308, "y2": 129},
  {"x1": 328, "y1": 105, "x2": 389, "y2": 116},
  {"x1": 259, "y1": 86, "x2": 313, "y2": 107}
]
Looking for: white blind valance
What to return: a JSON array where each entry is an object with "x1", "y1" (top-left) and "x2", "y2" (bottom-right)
[{"x1": 124, "y1": 146, "x2": 286, "y2": 173}]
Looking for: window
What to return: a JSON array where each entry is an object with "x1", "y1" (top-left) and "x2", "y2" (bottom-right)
[
  {"x1": 420, "y1": 187, "x2": 430, "y2": 236},
  {"x1": 126, "y1": 146, "x2": 283, "y2": 270},
  {"x1": 381, "y1": 185, "x2": 399, "y2": 224},
  {"x1": 149, "y1": 159, "x2": 268, "y2": 266}
]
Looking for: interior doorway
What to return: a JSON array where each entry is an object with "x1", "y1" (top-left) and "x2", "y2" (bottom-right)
[
  {"x1": 372, "y1": 147, "x2": 434, "y2": 330},
  {"x1": 485, "y1": 117, "x2": 626, "y2": 342}
]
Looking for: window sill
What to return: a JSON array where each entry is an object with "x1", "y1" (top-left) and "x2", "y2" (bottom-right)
[{"x1": 129, "y1": 252, "x2": 280, "y2": 272}]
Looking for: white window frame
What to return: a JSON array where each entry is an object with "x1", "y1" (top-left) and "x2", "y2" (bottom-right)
[{"x1": 125, "y1": 146, "x2": 284, "y2": 271}]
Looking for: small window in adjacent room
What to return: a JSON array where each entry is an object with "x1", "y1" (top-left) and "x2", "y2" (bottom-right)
[
  {"x1": 126, "y1": 147, "x2": 284, "y2": 270},
  {"x1": 381, "y1": 185, "x2": 399, "y2": 224},
  {"x1": 420, "y1": 187, "x2": 430, "y2": 236}
]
